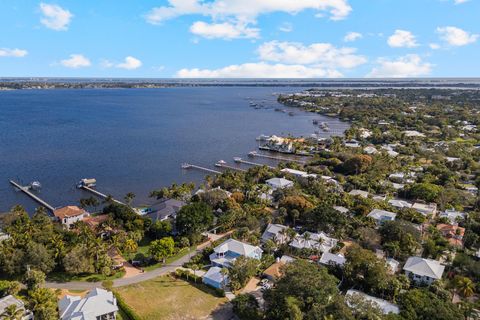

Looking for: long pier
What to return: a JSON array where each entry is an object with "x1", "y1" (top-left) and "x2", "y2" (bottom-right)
[
  {"x1": 248, "y1": 151, "x2": 306, "y2": 164},
  {"x1": 81, "y1": 185, "x2": 125, "y2": 205},
  {"x1": 215, "y1": 162, "x2": 247, "y2": 173},
  {"x1": 182, "y1": 163, "x2": 222, "y2": 175},
  {"x1": 233, "y1": 157, "x2": 275, "y2": 169},
  {"x1": 9, "y1": 180, "x2": 55, "y2": 212}
]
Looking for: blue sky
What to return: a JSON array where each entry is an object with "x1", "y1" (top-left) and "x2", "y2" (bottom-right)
[{"x1": 0, "y1": 0, "x2": 479, "y2": 78}]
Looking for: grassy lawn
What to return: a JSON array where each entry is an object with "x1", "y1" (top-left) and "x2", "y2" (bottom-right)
[
  {"x1": 143, "y1": 246, "x2": 196, "y2": 271},
  {"x1": 115, "y1": 276, "x2": 228, "y2": 320}
]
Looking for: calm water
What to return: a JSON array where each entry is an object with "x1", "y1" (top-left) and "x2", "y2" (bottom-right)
[{"x1": 0, "y1": 87, "x2": 347, "y2": 213}]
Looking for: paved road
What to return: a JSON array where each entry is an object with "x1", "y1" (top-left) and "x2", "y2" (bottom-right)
[{"x1": 45, "y1": 249, "x2": 198, "y2": 290}]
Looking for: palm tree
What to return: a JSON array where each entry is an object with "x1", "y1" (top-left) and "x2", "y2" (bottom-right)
[
  {"x1": 191, "y1": 264, "x2": 199, "y2": 283},
  {"x1": 124, "y1": 192, "x2": 136, "y2": 206},
  {"x1": 0, "y1": 304, "x2": 24, "y2": 320},
  {"x1": 455, "y1": 277, "x2": 475, "y2": 298},
  {"x1": 220, "y1": 267, "x2": 229, "y2": 289}
]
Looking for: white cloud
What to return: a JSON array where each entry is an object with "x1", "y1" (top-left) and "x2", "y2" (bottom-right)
[
  {"x1": 367, "y1": 54, "x2": 432, "y2": 78},
  {"x1": 190, "y1": 21, "x2": 260, "y2": 39},
  {"x1": 0, "y1": 48, "x2": 28, "y2": 57},
  {"x1": 257, "y1": 41, "x2": 367, "y2": 69},
  {"x1": 40, "y1": 3, "x2": 73, "y2": 31},
  {"x1": 60, "y1": 54, "x2": 91, "y2": 68},
  {"x1": 116, "y1": 56, "x2": 142, "y2": 70},
  {"x1": 176, "y1": 62, "x2": 343, "y2": 78},
  {"x1": 146, "y1": 0, "x2": 352, "y2": 24},
  {"x1": 429, "y1": 43, "x2": 441, "y2": 50},
  {"x1": 387, "y1": 30, "x2": 418, "y2": 48},
  {"x1": 454, "y1": 0, "x2": 469, "y2": 4},
  {"x1": 344, "y1": 32, "x2": 362, "y2": 42},
  {"x1": 279, "y1": 22, "x2": 293, "y2": 33},
  {"x1": 436, "y1": 26, "x2": 478, "y2": 46}
]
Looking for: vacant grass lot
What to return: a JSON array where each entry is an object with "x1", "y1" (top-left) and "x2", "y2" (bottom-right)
[{"x1": 115, "y1": 275, "x2": 228, "y2": 320}]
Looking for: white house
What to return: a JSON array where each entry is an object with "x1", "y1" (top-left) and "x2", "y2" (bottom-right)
[
  {"x1": 53, "y1": 206, "x2": 89, "y2": 229},
  {"x1": 0, "y1": 295, "x2": 34, "y2": 320},
  {"x1": 59, "y1": 288, "x2": 118, "y2": 320},
  {"x1": 403, "y1": 257, "x2": 445, "y2": 285},
  {"x1": 203, "y1": 266, "x2": 228, "y2": 289},
  {"x1": 412, "y1": 202, "x2": 437, "y2": 217},
  {"x1": 319, "y1": 252, "x2": 346, "y2": 267},
  {"x1": 386, "y1": 258, "x2": 400, "y2": 274},
  {"x1": 367, "y1": 209, "x2": 397, "y2": 224},
  {"x1": 0, "y1": 230, "x2": 10, "y2": 242},
  {"x1": 261, "y1": 223, "x2": 289, "y2": 244},
  {"x1": 388, "y1": 199, "x2": 413, "y2": 209},
  {"x1": 209, "y1": 239, "x2": 263, "y2": 268},
  {"x1": 333, "y1": 206, "x2": 350, "y2": 215},
  {"x1": 363, "y1": 146, "x2": 378, "y2": 155},
  {"x1": 266, "y1": 177, "x2": 294, "y2": 190},
  {"x1": 281, "y1": 168, "x2": 317, "y2": 179},
  {"x1": 439, "y1": 209, "x2": 466, "y2": 224},
  {"x1": 348, "y1": 189, "x2": 369, "y2": 198},
  {"x1": 346, "y1": 290, "x2": 400, "y2": 315},
  {"x1": 290, "y1": 232, "x2": 338, "y2": 253},
  {"x1": 403, "y1": 130, "x2": 426, "y2": 138}
]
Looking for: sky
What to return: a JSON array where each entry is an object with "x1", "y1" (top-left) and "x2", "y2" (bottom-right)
[{"x1": 0, "y1": 0, "x2": 479, "y2": 78}]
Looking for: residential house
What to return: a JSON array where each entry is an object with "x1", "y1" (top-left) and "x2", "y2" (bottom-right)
[
  {"x1": 367, "y1": 209, "x2": 397, "y2": 225},
  {"x1": 53, "y1": 206, "x2": 89, "y2": 229},
  {"x1": 59, "y1": 288, "x2": 118, "y2": 320},
  {"x1": 266, "y1": 177, "x2": 294, "y2": 190},
  {"x1": 346, "y1": 290, "x2": 400, "y2": 315},
  {"x1": 344, "y1": 140, "x2": 360, "y2": 148},
  {"x1": 145, "y1": 198, "x2": 186, "y2": 222},
  {"x1": 333, "y1": 206, "x2": 350, "y2": 215},
  {"x1": 0, "y1": 295, "x2": 34, "y2": 320},
  {"x1": 403, "y1": 130, "x2": 426, "y2": 138},
  {"x1": 363, "y1": 145, "x2": 378, "y2": 155},
  {"x1": 388, "y1": 199, "x2": 413, "y2": 209},
  {"x1": 412, "y1": 202, "x2": 437, "y2": 218},
  {"x1": 203, "y1": 266, "x2": 228, "y2": 289},
  {"x1": 319, "y1": 252, "x2": 346, "y2": 267},
  {"x1": 280, "y1": 168, "x2": 317, "y2": 179},
  {"x1": 348, "y1": 189, "x2": 369, "y2": 198},
  {"x1": 0, "y1": 229, "x2": 10, "y2": 242},
  {"x1": 209, "y1": 239, "x2": 263, "y2": 268},
  {"x1": 436, "y1": 224, "x2": 465, "y2": 248},
  {"x1": 386, "y1": 258, "x2": 400, "y2": 274},
  {"x1": 261, "y1": 223, "x2": 289, "y2": 244},
  {"x1": 403, "y1": 257, "x2": 445, "y2": 285},
  {"x1": 439, "y1": 209, "x2": 466, "y2": 225},
  {"x1": 290, "y1": 232, "x2": 338, "y2": 253}
]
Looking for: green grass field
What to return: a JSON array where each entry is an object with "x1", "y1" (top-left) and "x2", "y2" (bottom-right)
[{"x1": 115, "y1": 276, "x2": 228, "y2": 320}]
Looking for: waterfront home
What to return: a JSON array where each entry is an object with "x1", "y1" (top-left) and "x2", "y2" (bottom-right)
[
  {"x1": 346, "y1": 290, "x2": 400, "y2": 315},
  {"x1": 145, "y1": 198, "x2": 186, "y2": 222},
  {"x1": 436, "y1": 224, "x2": 465, "y2": 248},
  {"x1": 0, "y1": 295, "x2": 34, "y2": 320},
  {"x1": 412, "y1": 202, "x2": 437, "y2": 217},
  {"x1": 348, "y1": 189, "x2": 369, "y2": 198},
  {"x1": 53, "y1": 206, "x2": 89, "y2": 229},
  {"x1": 388, "y1": 199, "x2": 413, "y2": 209},
  {"x1": 59, "y1": 288, "x2": 118, "y2": 320},
  {"x1": 203, "y1": 266, "x2": 228, "y2": 289},
  {"x1": 333, "y1": 206, "x2": 350, "y2": 215},
  {"x1": 403, "y1": 257, "x2": 445, "y2": 285},
  {"x1": 290, "y1": 232, "x2": 338, "y2": 253},
  {"x1": 82, "y1": 214, "x2": 110, "y2": 236},
  {"x1": 210, "y1": 239, "x2": 263, "y2": 268},
  {"x1": 367, "y1": 209, "x2": 397, "y2": 224},
  {"x1": 319, "y1": 252, "x2": 346, "y2": 267},
  {"x1": 363, "y1": 145, "x2": 378, "y2": 155},
  {"x1": 0, "y1": 229, "x2": 10, "y2": 242},
  {"x1": 344, "y1": 139, "x2": 360, "y2": 148},
  {"x1": 261, "y1": 223, "x2": 289, "y2": 244},
  {"x1": 281, "y1": 168, "x2": 317, "y2": 179},
  {"x1": 460, "y1": 183, "x2": 479, "y2": 195},
  {"x1": 359, "y1": 128, "x2": 372, "y2": 139},
  {"x1": 266, "y1": 177, "x2": 294, "y2": 190},
  {"x1": 439, "y1": 209, "x2": 466, "y2": 224}
]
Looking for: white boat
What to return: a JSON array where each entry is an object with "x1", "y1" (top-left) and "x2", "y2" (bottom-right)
[
  {"x1": 181, "y1": 163, "x2": 191, "y2": 169},
  {"x1": 30, "y1": 181, "x2": 42, "y2": 191},
  {"x1": 233, "y1": 157, "x2": 242, "y2": 163},
  {"x1": 256, "y1": 134, "x2": 270, "y2": 141},
  {"x1": 77, "y1": 178, "x2": 97, "y2": 188},
  {"x1": 215, "y1": 160, "x2": 227, "y2": 167}
]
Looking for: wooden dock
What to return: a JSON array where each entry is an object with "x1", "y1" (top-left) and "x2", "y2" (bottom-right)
[
  {"x1": 181, "y1": 163, "x2": 222, "y2": 175},
  {"x1": 80, "y1": 185, "x2": 125, "y2": 205},
  {"x1": 233, "y1": 157, "x2": 275, "y2": 169},
  {"x1": 248, "y1": 151, "x2": 306, "y2": 164},
  {"x1": 215, "y1": 162, "x2": 247, "y2": 173},
  {"x1": 9, "y1": 180, "x2": 55, "y2": 212}
]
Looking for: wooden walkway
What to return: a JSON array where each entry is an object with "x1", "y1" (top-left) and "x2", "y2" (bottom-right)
[
  {"x1": 9, "y1": 180, "x2": 55, "y2": 212},
  {"x1": 81, "y1": 186, "x2": 125, "y2": 205},
  {"x1": 181, "y1": 163, "x2": 222, "y2": 175},
  {"x1": 233, "y1": 157, "x2": 275, "y2": 169},
  {"x1": 248, "y1": 151, "x2": 306, "y2": 164}
]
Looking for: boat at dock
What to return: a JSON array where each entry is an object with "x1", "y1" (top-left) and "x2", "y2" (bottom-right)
[
  {"x1": 29, "y1": 181, "x2": 42, "y2": 191},
  {"x1": 77, "y1": 178, "x2": 97, "y2": 188},
  {"x1": 215, "y1": 160, "x2": 227, "y2": 167}
]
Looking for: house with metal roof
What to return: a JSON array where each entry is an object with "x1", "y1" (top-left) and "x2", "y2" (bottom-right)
[
  {"x1": 59, "y1": 288, "x2": 118, "y2": 320},
  {"x1": 209, "y1": 239, "x2": 263, "y2": 268},
  {"x1": 261, "y1": 223, "x2": 288, "y2": 244},
  {"x1": 367, "y1": 209, "x2": 397, "y2": 225},
  {"x1": 346, "y1": 290, "x2": 400, "y2": 315},
  {"x1": 0, "y1": 295, "x2": 34, "y2": 320},
  {"x1": 403, "y1": 257, "x2": 445, "y2": 285},
  {"x1": 266, "y1": 177, "x2": 294, "y2": 190}
]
